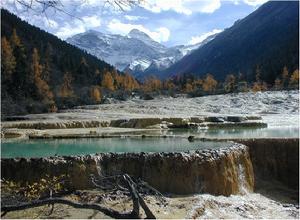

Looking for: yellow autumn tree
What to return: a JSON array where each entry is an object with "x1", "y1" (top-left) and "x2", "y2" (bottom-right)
[
  {"x1": 59, "y1": 72, "x2": 74, "y2": 98},
  {"x1": 101, "y1": 71, "x2": 115, "y2": 91},
  {"x1": 252, "y1": 66, "x2": 267, "y2": 92},
  {"x1": 90, "y1": 86, "x2": 102, "y2": 103},
  {"x1": 123, "y1": 73, "x2": 140, "y2": 91},
  {"x1": 31, "y1": 48, "x2": 56, "y2": 110},
  {"x1": 163, "y1": 79, "x2": 176, "y2": 91},
  {"x1": 289, "y1": 69, "x2": 299, "y2": 88},
  {"x1": 184, "y1": 83, "x2": 194, "y2": 93},
  {"x1": 10, "y1": 28, "x2": 21, "y2": 48},
  {"x1": 1, "y1": 37, "x2": 16, "y2": 81},
  {"x1": 143, "y1": 76, "x2": 162, "y2": 92},
  {"x1": 202, "y1": 74, "x2": 217, "y2": 92}
]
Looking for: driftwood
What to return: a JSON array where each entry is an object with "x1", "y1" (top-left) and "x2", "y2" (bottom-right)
[{"x1": 1, "y1": 174, "x2": 158, "y2": 219}]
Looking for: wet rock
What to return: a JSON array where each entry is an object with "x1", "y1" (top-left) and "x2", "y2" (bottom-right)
[
  {"x1": 141, "y1": 94, "x2": 154, "y2": 100},
  {"x1": 188, "y1": 136, "x2": 195, "y2": 142},
  {"x1": 205, "y1": 117, "x2": 225, "y2": 123},
  {"x1": 227, "y1": 116, "x2": 246, "y2": 123}
]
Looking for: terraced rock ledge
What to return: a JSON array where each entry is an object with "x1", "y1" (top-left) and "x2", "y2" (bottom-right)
[{"x1": 2, "y1": 143, "x2": 254, "y2": 196}]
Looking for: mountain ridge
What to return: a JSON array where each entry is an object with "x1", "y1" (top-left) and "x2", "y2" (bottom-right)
[
  {"x1": 66, "y1": 28, "x2": 218, "y2": 79},
  {"x1": 161, "y1": 1, "x2": 299, "y2": 82}
]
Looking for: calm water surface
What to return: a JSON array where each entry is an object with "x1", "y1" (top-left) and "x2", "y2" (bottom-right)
[{"x1": 1, "y1": 137, "x2": 230, "y2": 158}]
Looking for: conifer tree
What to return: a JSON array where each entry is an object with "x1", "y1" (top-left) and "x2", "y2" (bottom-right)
[
  {"x1": 1, "y1": 37, "x2": 16, "y2": 82},
  {"x1": 281, "y1": 66, "x2": 289, "y2": 88},
  {"x1": 224, "y1": 74, "x2": 236, "y2": 93},
  {"x1": 59, "y1": 72, "x2": 74, "y2": 98},
  {"x1": 101, "y1": 70, "x2": 115, "y2": 91},
  {"x1": 31, "y1": 48, "x2": 56, "y2": 110},
  {"x1": 10, "y1": 28, "x2": 28, "y2": 96}
]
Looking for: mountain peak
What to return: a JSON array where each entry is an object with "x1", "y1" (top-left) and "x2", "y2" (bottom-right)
[{"x1": 128, "y1": 29, "x2": 152, "y2": 40}]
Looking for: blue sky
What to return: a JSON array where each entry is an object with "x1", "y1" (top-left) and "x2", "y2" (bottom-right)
[{"x1": 2, "y1": 0, "x2": 268, "y2": 46}]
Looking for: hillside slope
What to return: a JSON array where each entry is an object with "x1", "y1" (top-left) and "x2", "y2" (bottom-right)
[
  {"x1": 1, "y1": 9, "x2": 124, "y2": 116},
  {"x1": 163, "y1": 1, "x2": 299, "y2": 83}
]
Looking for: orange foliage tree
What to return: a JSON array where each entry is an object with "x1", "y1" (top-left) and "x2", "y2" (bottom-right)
[
  {"x1": 143, "y1": 76, "x2": 162, "y2": 92},
  {"x1": 101, "y1": 70, "x2": 115, "y2": 91},
  {"x1": 202, "y1": 74, "x2": 217, "y2": 93},
  {"x1": 289, "y1": 69, "x2": 299, "y2": 88},
  {"x1": 1, "y1": 37, "x2": 16, "y2": 81},
  {"x1": 90, "y1": 86, "x2": 102, "y2": 103},
  {"x1": 31, "y1": 48, "x2": 56, "y2": 111}
]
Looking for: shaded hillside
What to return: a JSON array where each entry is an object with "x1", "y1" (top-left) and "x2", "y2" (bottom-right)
[
  {"x1": 163, "y1": 1, "x2": 299, "y2": 83},
  {"x1": 1, "y1": 9, "x2": 139, "y2": 116}
]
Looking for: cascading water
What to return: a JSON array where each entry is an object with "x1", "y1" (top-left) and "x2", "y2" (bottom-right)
[{"x1": 237, "y1": 163, "x2": 249, "y2": 195}]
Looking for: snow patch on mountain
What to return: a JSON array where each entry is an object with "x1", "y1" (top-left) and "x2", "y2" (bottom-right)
[{"x1": 66, "y1": 29, "x2": 219, "y2": 78}]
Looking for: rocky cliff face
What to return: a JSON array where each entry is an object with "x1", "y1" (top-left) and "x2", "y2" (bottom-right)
[
  {"x1": 1, "y1": 143, "x2": 254, "y2": 196},
  {"x1": 239, "y1": 138, "x2": 299, "y2": 190},
  {"x1": 98, "y1": 143, "x2": 254, "y2": 195}
]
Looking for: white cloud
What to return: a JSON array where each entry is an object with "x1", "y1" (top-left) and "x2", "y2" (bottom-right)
[
  {"x1": 188, "y1": 29, "x2": 222, "y2": 45},
  {"x1": 55, "y1": 15, "x2": 101, "y2": 39},
  {"x1": 124, "y1": 15, "x2": 147, "y2": 21},
  {"x1": 107, "y1": 19, "x2": 170, "y2": 42},
  {"x1": 82, "y1": 15, "x2": 101, "y2": 27},
  {"x1": 55, "y1": 23, "x2": 85, "y2": 39},
  {"x1": 141, "y1": 0, "x2": 221, "y2": 15},
  {"x1": 242, "y1": 0, "x2": 268, "y2": 6}
]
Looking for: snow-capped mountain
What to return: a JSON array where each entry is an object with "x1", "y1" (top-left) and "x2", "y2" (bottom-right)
[{"x1": 66, "y1": 29, "x2": 218, "y2": 79}]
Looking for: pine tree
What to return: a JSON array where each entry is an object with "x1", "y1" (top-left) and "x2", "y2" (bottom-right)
[
  {"x1": 1, "y1": 37, "x2": 16, "y2": 82},
  {"x1": 59, "y1": 72, "x2": 74, "y2": 98},
  {"x1": 274, "y1": 78, "x2": 282, "y2": 90},
  {"x1": 43, "y1": 43, "x2": 53, "y2": 83},
  {"x1": 281, "y1": 66, "x2": 289, "y2": 88},
  {"x1": 224, "y1": 74, "x2": 236, "y2": 93},
  {"x1": 252, "y1": 65, "x2": 267, "y2": 92},
  {"x1": 76, "y1": 57, "x2": 90, "y2": 85},
  {"x1": 10, "y1": 28, "x2": 28, "y2": 96},
  {"x1": 255, "y1": 65, "x2": 261, "y2": 82}
]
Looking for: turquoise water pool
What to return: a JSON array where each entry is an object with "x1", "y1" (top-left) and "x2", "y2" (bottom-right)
[{"x1": 1, "y1": 137, "x2": 231, "y2": 158}]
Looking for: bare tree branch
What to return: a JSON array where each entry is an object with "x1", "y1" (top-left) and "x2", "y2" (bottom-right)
[
  {"x1": 1, "y1": 173, "x2": 158, "y2": 219},
  {"x1": 1, "y1": 198, "x2": 133, "y2": 219}
]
